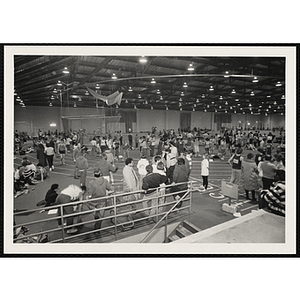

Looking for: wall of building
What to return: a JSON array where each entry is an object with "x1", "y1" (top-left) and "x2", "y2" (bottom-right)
[{"x1": 14, "y1": 105, "x2": 285, "y2": 136}]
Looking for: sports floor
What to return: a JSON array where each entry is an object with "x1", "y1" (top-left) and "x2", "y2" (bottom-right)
[{"x1": 13, "y1": 144, "x2": 261, "y2": 243}]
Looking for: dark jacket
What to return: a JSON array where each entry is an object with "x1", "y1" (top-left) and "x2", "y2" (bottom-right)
[
  {"x1": 142, "y1": 173, "x2": 168, "y2": 194},
  {"x1": 45, "y1": 189, "x2": 58, "y2": 207}
]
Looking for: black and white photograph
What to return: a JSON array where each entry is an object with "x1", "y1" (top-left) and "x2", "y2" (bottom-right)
[{"x1": 3, "y1": 45, "x2": 297, "y2": 255}]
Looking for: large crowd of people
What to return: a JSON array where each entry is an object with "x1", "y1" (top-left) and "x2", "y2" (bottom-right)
[{"x1": 13, "y1": 125, "x2": 286, "y2": 240}]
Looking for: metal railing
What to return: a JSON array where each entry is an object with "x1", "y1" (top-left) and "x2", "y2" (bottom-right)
[{"x1": 13, "y1": 181, "x2": 196, "y2": 243}]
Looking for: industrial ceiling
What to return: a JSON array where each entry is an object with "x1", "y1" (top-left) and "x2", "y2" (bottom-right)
[{"x1": 14, "y1": 54, "x2": 285, "y2": 115}]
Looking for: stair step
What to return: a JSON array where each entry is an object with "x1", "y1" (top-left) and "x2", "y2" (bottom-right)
[
  {"x1": 176, "y1": 226, "x2": 192, "y2": 238},
  {"x1": 183, "y1": 220, "x2": 201, "y2": 233},
  {"x1": 168, "y1": 235, "x2": 181, "y2": 242}
]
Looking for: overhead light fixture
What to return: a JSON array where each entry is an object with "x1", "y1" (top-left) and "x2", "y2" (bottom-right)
[
  {"x1": 194, "y1": 104, "x2": 197, "y2": 107},
  {"x1": 181, "y1": 92, "x2": 185, "y2": 96},
  {"x1": 207, "y1": 105, "x2": 210, "y2": 108},
  {"x1": 179, "y1": 102, "x2": 182, "y2": 107},
  {"x1": 281, "y1": 95, "x2": 285, "y2": 99},
  {"x1": 187, "y1": 63, "x2": 194, "y2": 71},
  {"x1": 204, "y1": 109, "x2": 207, "y2": 112},
  {"x1": 63, "y1": 67, "x2": 69, "y2": 74},
  {"x1": 209, "y1": 85, "x2": 214, "y2": 91},
  {"x1": 196, "y1": 99, "x2": 199, "y2": 103},
  {"x1": 273, "y1": 101, "x2": 277, "y2": 105},
  {"x1": 193, "y1": 108, "x2": 195, "y2": 112},
  {"x1": 138, "y1": 94, "x2": 141, "y2": 99},
  {"x1": 49, "y1": 102, "x2": 53, "y2": 107},
  {"x1": 78, "y1": 97, "x2": 82, "y2": 102},
  {"x1": 235, "y1": 98, "x2": 239, "y2": 102},
  {"x1": 225, "y1": 101, "x2": 228, "y2": 105},
  {"x1": 183, "y1": 82, "x2": 188, "y2": 88},
  {"x1": 50, "y1": 123, "x2": 56, "y2": 127},
  {"x1": 95, "y1": 84, "x2": 100, "y2": 89},
  {"x1": 201, "y1": 94, "x2": 205, "y2": 98},
  {"x1": 151, "y1": 78, "x2": 156, "y2": 84},
  {"x1": 252, "y1": 77, "x2": 259, "y2": 83},
  {"x1": 128, "y1": 87, "x2": 133, "y2": 92},
  {"x1": 156, "y1": 89, "x2": 161, "y2": 94},
  {"x1": 139, "y1": 56, "x2": 147, "y2": 63},
  {"x1": 53, "y1": 88, "x2": 57, "y2": 94},
  {"x1": 145, "y1": 100, "x2": 148, "y2": 105},
  {"x1": 249, "y1": 103, "x2": 252, "y2": 107},
  {"x1": 219, "y1": 96, "x2": 223, "y2": 100},
  {"x1": 160, "y1": 96, "x2": 163, "y2": 100},
  {"x1": 73, "y1": 102, "x2": 77, "y2": 108},
  {"x1": 231, "y1": 89, "x2": 236, "y2": 94},
  {"x1": 276, "y1": 81, "x2": 282, "y2": 86},
  {"x1": 166, "y1": 106, "x2": 168, "y2": 111},
  {"x1": 134, "y1": 105, "x2": 137, "y2": 109},
  {"x1": 112, "y1": 73, "x2": 117, "y2": 80},
  {"x1": 150, "y1": 105, "x2": 154, "y2": 110},
  {"x1": 224, "y1": 71, "x2": 230, "y2": 78},
  {"x1": 215, "y1": 109, "x2": 217, "y2": 112},
  {"x1": 85, "y1": 90, "x2": 89, "y2": 95},
  {"x1": 180, "y1": 107, "x2": 182, "y2": 111},
  {"x1": 125, "y1": 99, "x2": 128, "y2": 104},
  {"x1": 57, "y1": 81, "x2": 63, "y2": 86},
  {"x1": 267, "y1": 95, "x2": 271, "y2": 98},
  {"x1": 179, "y1": 97, "x2": 182, "y2": 102},
  {"x1": 250, "y1": 91, "x2": 255, "y2": 96},
  {"x1": 16, "y1": 96, "x2": 21, "y2": 102}
]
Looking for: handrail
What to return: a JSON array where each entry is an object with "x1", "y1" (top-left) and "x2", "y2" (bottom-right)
[
  {"x1": 140, "y1": 189, "x2": 191, "y2": 243},
  {"x1": 13, "y1": 181, "x2": 196, "y2": 243}
]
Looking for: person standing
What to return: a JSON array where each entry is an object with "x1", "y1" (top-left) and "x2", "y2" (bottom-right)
[
  {"x1": 201, "y1": 153, "x2": 209, "y2": 190},
  {"x1": 241, "y1": 153, "x2": 259, "y2": 201},
  {"x1": 94, "y1": 153, "x2": 118, "y2": 183},
  {"x1": 44, "y1": 142, "x2": 55, "y2": 171},
  {"x1": 172, "y1": 158, "x2": 189, "y2": 208},
  {"x1": 57, "y1": 139, "x2": 67, "y2": 165},
  {"x1": 75, "y1": 146, "x2": 89, "y2": 186},
  {"x1": 36, "y1": 140, "x2": 47, "y2": 167},
  {"x1": 137, "y1": 155, "x2": 149, "y2": 189},
  {"x1": 257, "y1": 155, "x2": 277, "y2": 190},
  {"x1": 228, "y1": 148, "x2": 243, "y2": 184},
  {"x1": 87, "y1": 169, "x2": 114, "y2": 236}
]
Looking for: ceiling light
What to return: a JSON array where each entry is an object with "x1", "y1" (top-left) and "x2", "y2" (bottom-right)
[
  {"x1": 139, "y1": 56, "x2": 147, "y2": 63},
  {"x1": 112, "y1": 73, "x2": 117, "y2": 80},
  {"x1": 85, "y1": 90, "x2": 89, "y2": 95},
  {"x1": 138, "y1": 94, "x2": 141, "y2": 99},
  {"x1": 134, "y1": 105, "x2": 137, "y2": 109},
  {"x1": 16, "y1": 96, "x2": 21, "y2": 101},
  {"x1": 231, "y1": 89, "x2": 236, "y2": 94},
  {"x1": 49, "y1": 102, "x2": 53, "y2": 107},
  {"x1": 73, "y1": 102, "x2": 77, "y2": 108},
  {"x1": 267, "y1": 95, "x2": 271, "y2": 98},
  {"x1": 151, "y1": 105, "x2": 153, "y2": 110},
  {"x1": 179, "y1": 103, "x2": 182, "y2": 107},
  {"x1": 179, "y1": 97, "x2": 182, "y2": 102},
  {"x1": 250, "y1": 91, "x2": 255, "y2": 96},
  {"x1": 276, "y1": 81, "x2": 282, "y2": 86},
  {"x1": 160, "y1": 96, "x2": 163, "y2": 100},
  {"x1": 219, "y1": 96, "x2": 223, "y2": 100},
  {"x1": 225, "y1": 110, "x2": 227, "y2": 113},
  {"x1": 201, "y1": 94, "x2": 205, "y2": 98},
  {"x1": 78, "y1": 97, "x2": 82, "y2": 102},
  {"x1": 166, "y1": 106, "x2": 168, "y2": 111},
  {"x1": 145, "y1": 100, "x2": 148, "y2": 105},
  {"x1": 209, "y1": 85, "x2": 214, "y2": 91},
  {"x1": 224, "y1": 71, "x2": 230, "y2": 78},
  {"x1": 180, "y1": 107, "x2": 182, "y2": 111},
  {"x1": 215, "y1": 109, "x2": 217, "y2": 112},
  {"x1": 204, "y1": 109, "x2": 207, "y2": 112},
  {"x1": 53, "y1": 88, "x2": 57, "y2": 94},
  {"x1": 281, "y1": 95, "x2": 285, "y2": 99},
  {"x1": 273, "y1": 101, "x2": 277, "y2": 105},
  {"x1": 50, "y1": 123, "x2": 57, "y2": 127},
  {"x1": 57, "y1": 81, "x2": 63, "y2": 86},
  {"x1": 249, "y1": 103, "x2": 252, "y2": 107},
  {"x1": 252, "y1": 77, "x2": 259, "y2": 83},
  {"x1": 225, "y1": 101, "x2": 228, "y2": 105},
  {"x1": 151, "y1": 78, "x2": 156, "y2": 84},
  {"x1": 193, "y1": 108, "x2": 195, "y2": 112},
  {"x1": 128, "y1": 87, "x2": 133, "y2": 92},
  {"x1": 196, "y1": 98, "x2": 200, "y2": 103},
  {"x1": 207, "y1": 105, "x2": 210, "y2": 108},
  {"x1": 180, "y1": 92, "x2": 184, "y2": 97},
  {"x1": 183, "y1": 82, "x2": 188, "y2": 88},
  {"x1": 187, "y1": 63, "x2": 194, "y2": 71},
  {"x1": 194, "y1": 104, "x2": 197, "y2": 107},
  {"x1": 95, "y1": 84, "x2": 100, "y2": 89},
  {"x1": 156, "y1": 89, "x2": 161, "y2": 94},
  {"x1": 63, "y1": 67, "x2": 69, "y2": 74},
  {"x1": 125, "y1": 99, "x2": 128, "y2": 104}
]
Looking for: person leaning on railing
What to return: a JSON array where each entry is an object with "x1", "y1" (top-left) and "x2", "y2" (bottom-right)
[
  {"x1": 141, "y1": 164, "x2": 168, "y2": 223},
  {"x1": 55, "y1": 184, "x2": 86, "y2": 234}
]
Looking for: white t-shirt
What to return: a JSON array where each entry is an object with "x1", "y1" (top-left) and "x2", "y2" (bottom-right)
[
  {"x1": 201, "y1": 159, "x2": 209, "y2": 176},
  {"x1": 137, "y1": 158, "x2": 149, "y2": 175}
]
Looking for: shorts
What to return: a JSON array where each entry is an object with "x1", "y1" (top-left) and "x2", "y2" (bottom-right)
[{"x1": 59, "y1": 150, "x2": 66, "y2": 154}]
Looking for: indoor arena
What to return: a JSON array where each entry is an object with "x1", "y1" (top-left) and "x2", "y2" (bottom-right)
[{"x1": 5, "y1": 46, "x2": 296, "y2": 254}]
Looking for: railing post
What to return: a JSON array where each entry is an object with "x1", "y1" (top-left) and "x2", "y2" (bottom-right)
[
  {"x1": 164, "y1": 214, "x2": 168, "y2": 243},
  {"x1": 189, "y1": 181, "x2": 192, "y2": 214},
  {"x1": 60, "y1": 205, "x2": 66, "y2": 243},
  {"x1": 113, "y1": 194, "x2": 118, "y2": 239}
]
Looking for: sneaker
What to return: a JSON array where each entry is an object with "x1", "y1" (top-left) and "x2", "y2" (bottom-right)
[
  {"x1": 66, "y1": 228, "x2": 78, "y2": 234},
  {"x1": 50, "y1": 168, "x2": 52, "y2": 171},
  {"x1": 52, "y1": 166, "x2": 54, "y2": 170}
]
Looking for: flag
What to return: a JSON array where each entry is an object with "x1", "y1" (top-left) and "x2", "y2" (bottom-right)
[{"x1": 86, "y1": 87, "x2": 123, "y2": 106}]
